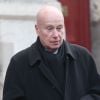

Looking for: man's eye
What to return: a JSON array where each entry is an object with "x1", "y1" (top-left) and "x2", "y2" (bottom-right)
[
  {"x1": 47, "y1": 27, "x2": 53, "y2": 30},
  {"x1": 57, "y1": 27, "x2": 62, "y2": 31},
  {"x1": 57, "y1": 27, "x2": 61, "y2": 29}
]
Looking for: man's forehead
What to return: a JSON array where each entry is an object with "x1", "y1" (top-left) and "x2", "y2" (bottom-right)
[
  {"x1": 38, "y1": 5, "x2": 62, "y2": 14},
  {"x1": 44, "y1": 21, "x2": 64, "y2": 27},
  {"x1": 36, "y1": 5, "x2": 64, "y2": 23}
]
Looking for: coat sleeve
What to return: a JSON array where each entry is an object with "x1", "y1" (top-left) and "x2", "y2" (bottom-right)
[
  {"x1": 2, "y1": 58, "x2": 25, "y2": 100},
  {"x1": 80, "y1": 53, "x2": 100, "y2": 100}
]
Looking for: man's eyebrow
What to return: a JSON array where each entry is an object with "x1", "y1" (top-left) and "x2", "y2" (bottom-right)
[
  {"x1": 57, "y1": 25, "x2": 63, "y2": 27},
  {"x1": 46, "y1": 25, "x2": 53, "y2": 28}
]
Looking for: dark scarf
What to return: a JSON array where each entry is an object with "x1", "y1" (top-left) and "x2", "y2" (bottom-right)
[{"x1": 37, "y1": 38, "x2": 66, "y2": 93}]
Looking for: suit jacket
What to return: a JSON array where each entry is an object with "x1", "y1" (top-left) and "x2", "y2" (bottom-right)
[{"x1": 3, "y1": 40, "x2": 100, "y2": 100}]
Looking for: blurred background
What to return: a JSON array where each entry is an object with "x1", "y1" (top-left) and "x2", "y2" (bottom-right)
[{"x1": 0, "y1": 0, "x2": 100, "y2": 99}]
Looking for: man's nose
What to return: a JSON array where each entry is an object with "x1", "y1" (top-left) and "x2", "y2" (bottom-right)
[{"x1": 53, "y1": 29, "x2": 59, "y2": 37}]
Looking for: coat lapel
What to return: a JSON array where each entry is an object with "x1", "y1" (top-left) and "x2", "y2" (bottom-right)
[
  {"x1": 28, "y1": 43, "x2": 63, "y2": 95},
  {"x1": 64, "y1": 55, "x2": 76, "y2": 100},
  {"x1": 29, "y1": 40, "x2": 76, "y2": 99},
  {"x1": 38, "y1": 62, "x2": 63, "y2": 96},
  {"x1": 64, "y1": 56, "x2": 71, "y2": 100}
]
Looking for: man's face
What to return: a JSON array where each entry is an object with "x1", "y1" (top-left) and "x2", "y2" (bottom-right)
[{"x1": 35, "y1": 9, "x2": 65, "y2": 51}]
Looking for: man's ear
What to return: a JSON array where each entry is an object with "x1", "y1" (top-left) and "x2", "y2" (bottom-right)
[
  {"x1": 35, "y1": 25, "x2": 38, "y2": 30},
  {"x1": 35, "y1": 25, "x2": 39, "y2": 35}
]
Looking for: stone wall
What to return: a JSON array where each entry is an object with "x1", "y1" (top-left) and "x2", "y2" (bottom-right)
[
  {"x1": 91, "y1": 22, "x2": 100, "y2": 73},
  {"x1": 90, "y1": 0, "x2": 100, "y2": 73}
]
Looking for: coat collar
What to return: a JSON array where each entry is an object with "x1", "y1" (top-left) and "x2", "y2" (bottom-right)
[
  {"x1": 28, "y1": 40, "x2": 76, "y2": 66},
  {"x1": 28, "y1": 41, "x2": 41, "y2": 66},
  {"x1": 64, "y1": 41, "x2": 76, "y2": 60},
  {"x1": 28, "y1": 40, "x2": 76, "y2": 96}
]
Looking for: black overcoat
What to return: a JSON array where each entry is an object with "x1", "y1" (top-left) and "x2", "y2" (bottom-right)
[{"x1": 3, "y1": 41, "x2": 100, "y2": 100}]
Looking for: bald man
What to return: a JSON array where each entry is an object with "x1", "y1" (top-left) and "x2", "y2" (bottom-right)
[{"x1": 3, "y1": 5, "x2": 100, "y2": 100}]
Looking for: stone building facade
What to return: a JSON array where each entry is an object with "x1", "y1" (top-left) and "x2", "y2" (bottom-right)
[{"x1": 90, "y1": 0, "x2": 100, "y2": 73}]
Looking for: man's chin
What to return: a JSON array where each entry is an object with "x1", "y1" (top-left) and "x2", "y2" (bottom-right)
[
  {"x1": 45, "y1": 46, "x2": 58, "y2": 53},
  {"x1": 50, "y1": 46, "x2": 60, "y2": 52}
]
